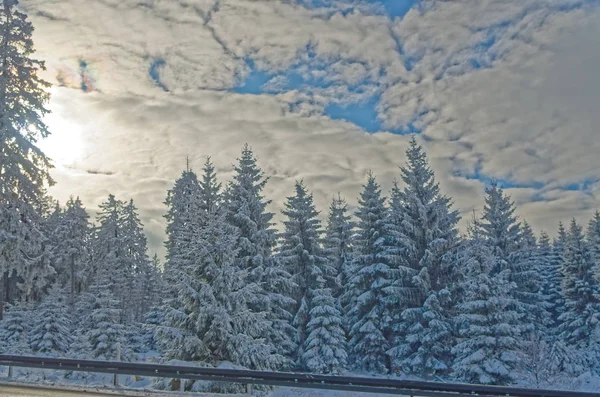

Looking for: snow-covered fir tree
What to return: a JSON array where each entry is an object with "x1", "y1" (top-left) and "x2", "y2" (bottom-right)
[
  {"x1": 513, "y1": 221, "x2": 546, "y2": 333},
  {"x1": 222, "y1": 145, "x2": 286, "y2": 366},
  {"x1": 393, "y1": 282, "x2": 454, "y2": 377},
  {"x1": 278, "y1": 181, "x2": 331, "y2": 363},
  {"x1": 478, "y1": 183, "x2": 521, "y2": 268},
  {"x1": 92, "y1": 195, "x2": 132, "y2": 324},
  {"x1": 478, "y1": 184, "x2": 535, "y2": 334},
  {"x1": 391, "y1": 137, "x2": 459, "y2": 287},
  {"x1": 557, "y1": 219, "x2": 600, "y2": 362},
  {"x1": 452, "y1": 224, "x2": 522, "y2": 385},
  {"x1": 224, "y1": 144, "x2": 277, "y2": 275},
  {"x1": 387, "y1": 137, "x2": 459, "y2": 375},
  {"x1": 346, "y1": 172, "x2": 399, "y2": 374},
  {"x1": 260, "y1": 254, "x2": 297, "y2": 369},
  {"x1": 137, "y1": 254, "x2": 163, "y2": 323},
  {"x1": 0, "y1": 0, "x2": 54, "y2": 308},
  {"x1": 51, "y1": 197, "x2": 90, "y2": 298},
  {"x1": 122, "y1": 199, "x2": 152, "y2": 322},
  {"x1": 198, "y1": 157, "x2": 222, "y2": 215},
  {"x1": 86, "y1": 267, "x2": 128, "y2": 360},
  {"x1": 303, "y1": 286, "x2": 347, "y2": 374},
  {"x1": 0, "y1": 300, "x2": 31, "y2": 354},
  {"x1": 29, "y1": 284, "x2": 72, "y2": 355},
  {"x1": 587, "y1": 211, "x2": 600, "y2": 279},
  {"x1": 161, "y1": 208, "x2": 280, "y2": 370},
  {"x1": 324, "y1": 193, "x2": 355, "y2": 302},
  {"x1": 163, "y1": 164, "x2": 201, "y2": 293},
  {"x1": 538, "y1": 231, "x2": 564, "y2": 334}
]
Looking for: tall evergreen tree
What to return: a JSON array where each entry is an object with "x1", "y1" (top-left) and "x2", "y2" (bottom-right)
[
  {"x1": 198, "y1": 157, "x2": 222, "y2": 215},
  {"x1": 52, "y1": 197, "x2": 90, "y2": 298},
  {"x1": 92, "y1": 195, "x2": 130, "y2": 321},
  {"x1": 587, "y1": 211, "x2": 600, "y2": 279},
  {"x1": 513, "y1": 221, "x2": 545, "y2": 333},
  {"x1": 538, "y1": 231, "x2": 563, "y2": 333},
  {"x1": 86, "y1": 266, "x2": 128, "y2": 360},
  {"x1": 392, "y1": 137, "x2": 459, "y2": 287},
  {"x1": 278, "y1": 181, "x2": 331, "y2": 362},
  {"x1": 224, "y1": 144, "x2": 277, "y2": 275},
  {"x1": 163, "y1": 165, "x2": 201, "y2": 292},
  {"x1": 346, "y1": 172, "x2": 399, "y2": 374},
  {"x1": 260, "y1": 255, "x2": 297, "y2": 369},
  {"x1": 478, "y1": 184, "x2": 536, "y2": 335},
  {"x1": 558, "y1": 219, "x2": 600, "y2": 356},
  {"x1": 122, "y1": 199, "x2": 151, "y2": 322},
  {"x1": 324, "y1": 193, "x2": 355, "y2": 301},
  {"x1": 0, "y1": 0, "x2": 54, "y2": 310},
  {"x1": 452, "y1": 225, "x2": 521, "y2": 385},
  {"x1": 387, "y1": 137, "x2": 459, "y2": 374},
  {"x1": 161, "y1": 208, "x2": 280, "y2": 369},
  {"x1": 478, "y1": 183, "x2": 521, "y2": 268}
]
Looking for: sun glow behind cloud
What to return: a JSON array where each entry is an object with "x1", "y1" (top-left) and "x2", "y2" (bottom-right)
[{"x1": 39, "y1": 104, "x2": 85, "y2": 168}]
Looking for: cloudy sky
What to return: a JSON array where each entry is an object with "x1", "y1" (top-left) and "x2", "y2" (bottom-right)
[{"x1": 22, "y1": 0, "x2": 600, "y2": 257}]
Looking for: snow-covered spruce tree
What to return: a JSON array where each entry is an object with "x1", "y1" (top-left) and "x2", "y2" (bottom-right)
[
  {"x1": 452, "y1": 224, "x2": 522, "y2": 385},
  {"x1": 387, "y1": 137, "x2": 459, "y2": 376},
  {"x1": 198, "y1": 156, "x2": 222, "y2": 215},
  {"x1": 392, "y1": 280, "x2": 454, "y2": 377},
  {"x1": 0, "y1": 299, "x2": 31, "y2": 354},
  {"x1": 122, "y1": 199, "x2": 152, "y2": 322},
  {"x1": 86, "y1": 266, "x2": 128, "y2": 361},
  {"x1": 51, "y1": 197, "x2": 90, "y2": 298},
  {"x1": 260, "y1": 254, "x2": 297, "y2": 369},
  {"x1": 143, "y1": 301, "x2": 165, "y2": 352},
  {"x1": 223, "y1": 145, "x2": 289, "y2": 366},
  {"x1": 478, "y1": 183, "x2": 521, "y2": 268},
  {"x1": 324, "y1": 193, "x2": 355, "y2": 302},
  {"x1": 557, "y1": 219, "x2": 600, "y2": 363},
  {"x1": 513, "y1": 221, "x2": 547, "y2": 333},
  {"x1": 391, "y1": 137, "x2": 459, "y2": 288},
  {"x1": 29, "y1": 284, "x2": 72, "y2": 355},
  {"x1": 0, "y1": 0, "x2": 54, "y2": 308},
  {"x1": 537, "y1": 231, "x2": 564, "y2": 334},
  {"x1": 478, "y1": 184, "x2": 536, "y2": 335},
  {"x1": 278, "y1": 181, "x2": 331, "y2": 363},
  {"x1": 163, "y1": 164, "x2": 201, "y2": 294},
  {"x1": 303, "y1": 285, "x2": 347, "y2": 374},
  {"x1": 224, "y1": 144, "x2": 277, "y2": 275},
  {"x1": 346, "y1": 172, "x2": 399, "y2": 374},
  {"x1": 162, "y1": 207, "x2": 281, "y2": 370},
  {"x1": 92, "y1": 195, "x2": 133, "y2": 324},
  {"x1": 587, "y1": 211, "x2": 600, "y2": 280}
]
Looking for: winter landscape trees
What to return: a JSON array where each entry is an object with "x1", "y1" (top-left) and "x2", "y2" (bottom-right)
[{"x1": 0, "y1": 1, "x2": 599, "y2": 393}]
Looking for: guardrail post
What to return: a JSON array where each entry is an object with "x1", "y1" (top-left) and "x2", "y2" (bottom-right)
[
  {"x1": 7, "y1": 365, "x2": 12, "y2": 378},
  {"x1": 113, "y1": 343, "x2": 121, "y2": 387},
  {"x1": 246, "y1": 383, "x2": 253, "y2": 395}
]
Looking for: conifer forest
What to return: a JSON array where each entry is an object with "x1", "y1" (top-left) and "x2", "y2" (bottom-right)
[{"x1": 0, "y1": 0, "x2": 599, "y2": 394}]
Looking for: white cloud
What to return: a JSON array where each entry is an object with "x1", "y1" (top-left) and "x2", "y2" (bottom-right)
[{"x1": 18, "y1": 0, "x2": 600, "y2": 256}]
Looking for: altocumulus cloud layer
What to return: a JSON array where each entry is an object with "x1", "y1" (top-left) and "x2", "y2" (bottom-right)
[{"x1": 22, "y1": 0, "x2": 600, "y2": 256}]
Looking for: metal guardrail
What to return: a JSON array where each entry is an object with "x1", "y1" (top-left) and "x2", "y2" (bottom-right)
[{"x1": 0, "y1": 354, "x2": 598, "y2": 397}]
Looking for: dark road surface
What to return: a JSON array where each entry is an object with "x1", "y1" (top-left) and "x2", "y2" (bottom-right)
[{"x1": 0, "y1": 384, "x2": 175, "y2": 397}]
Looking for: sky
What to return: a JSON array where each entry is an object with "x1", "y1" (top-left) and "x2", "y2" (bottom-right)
[{"x1": 22, "y1": 0, "x2": 600, "y2": 258}]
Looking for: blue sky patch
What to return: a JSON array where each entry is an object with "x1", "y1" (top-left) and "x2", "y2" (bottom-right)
[
  {"x1": 324, "y1": 96, "x2": 411, "y2": 134},
  {"x1": 149, "y1": 59, "x2": 168, "y2": 92},
  {"x1": 376, "y1": 0, "x2": 419, "y2": 19},
  {"x1": 233, "y1": 60, "x2": 273, "y2": 94}
]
